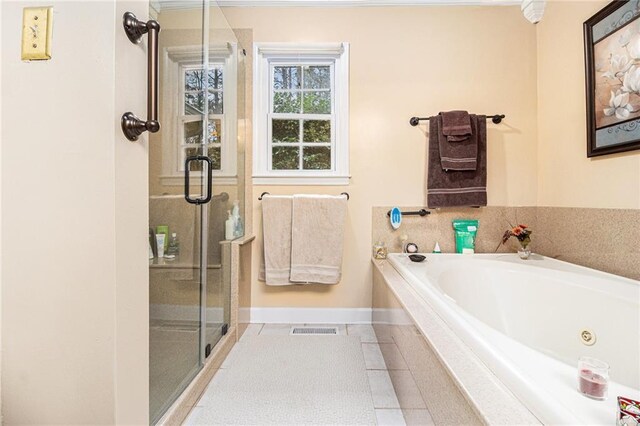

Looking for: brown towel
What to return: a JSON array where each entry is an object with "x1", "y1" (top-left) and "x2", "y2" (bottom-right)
[
  {"x1": 438, "y1": 114, "x2": 478, "y2": 171},
  {"x1": 427, "y1": 115, "x2": 487, "y2": 208},
  {"x1": 441, "y1": 110, "x2": 471, "y2": 142}
]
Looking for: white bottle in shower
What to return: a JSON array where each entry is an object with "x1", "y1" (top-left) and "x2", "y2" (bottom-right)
[
  {"x1": 231, "y1": 200, "x2": 243, "y2": 238},
  {"x1": 225, "y1": 210, "x2": 235, "y2": 240}
]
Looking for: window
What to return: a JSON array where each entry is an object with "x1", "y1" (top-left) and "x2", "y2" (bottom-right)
[
  {"x1": 160, "y1": 45, "x2": 237, "y2": 185},
  {"x1": 254, "y1": 43, "x2": 349, "y2": 185},
  {"x1": 180, "y1": 65, "x2": 223, "y2": 172}
]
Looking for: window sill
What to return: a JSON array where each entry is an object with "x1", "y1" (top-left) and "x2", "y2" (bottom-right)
[
  {"x1": 160, "y1": 175, "x2": 239, "y2": 186},
  {"x1": 252, "y1": 175, "x2": 350, "y2": 186}
]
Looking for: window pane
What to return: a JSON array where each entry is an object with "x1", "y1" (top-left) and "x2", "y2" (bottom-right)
[
  {"x1": 185, "y1": 148, "x2": 202, "y2": 171},
  {"x1": 206, "y1": 146, "x2": 221, "y2": 170},
  {"x1": 303, "y1": 120, "x2": 330, "y2": 143},
  {"x1": 272, "y1": 119, "x2": 300, "y2": 142},
  {"x1": 208, "y1": 118, "x2": 221, "y2": 144},
  {"x1": 208, "y1": 68, "x2": 223, "y2": 90},
  {"x1": 185, "y1": 146, "x2": 221, "y2": 171},
  {"x1": 184, "y1": 121, "x2": 203, "y2": 144},
  {"x1": 273, "y1": 92, "x2": 301, "y2": 113},
  {"x1": 185, "y1": 70, "x2": 204, "y2": 91},
  {"x1": 303, "y1": 146, "x2": 331, "y2": 170},
  {"x1": 304, "y1": 66, "x2": 330, "y2": 89},
  {"x1": 272, "y1": 146, "x2": 299, "y2": 170},
  {"x1": 303, "y1": 91, "x2": 331, "y2": 114},
  {"x1": 185, "y1": 92, "x2": 204, "y2": 114},
  {"x1": 273, "y1": 66, "x2": 301, "y2": 89},
  {"x1": 208, "y1": 92, "x2": 223, "y2": 114}
]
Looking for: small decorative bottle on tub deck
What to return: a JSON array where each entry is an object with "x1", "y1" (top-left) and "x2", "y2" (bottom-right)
[{"x1": 373, "y1": 241, "x2": 388, "y2": 259}]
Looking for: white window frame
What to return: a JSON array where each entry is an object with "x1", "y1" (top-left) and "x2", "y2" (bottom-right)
[
  {"x1": 178, "y1": 62, "x2": 225, "y2": 173},
  {"x1": 253, "y1": 43, "x2": 350, "y2": 185},
  {"x1": 160, "y1": 44, "x2": 238, "y2": 186}
]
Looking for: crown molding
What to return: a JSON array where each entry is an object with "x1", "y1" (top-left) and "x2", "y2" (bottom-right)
[
  {"x1": 156, "y1": 0, "x2": 519, "y2": 11},
  {"x1": 217, "y1": 0, "x2": 520, "y2": 6}
]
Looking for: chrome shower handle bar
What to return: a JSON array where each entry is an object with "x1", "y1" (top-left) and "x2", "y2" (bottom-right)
[{"x1": 121, "y1": 12, "x2": 161, "y2": 142}]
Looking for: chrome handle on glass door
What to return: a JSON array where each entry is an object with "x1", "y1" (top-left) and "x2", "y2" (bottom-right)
[{"x1": 121, "y1": 12, "x2": 161, "y2": 142}]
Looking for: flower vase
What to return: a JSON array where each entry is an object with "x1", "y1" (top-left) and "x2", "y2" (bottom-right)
[{"x1": 517, "y1": 243, "x2": 531, "y2": 260}]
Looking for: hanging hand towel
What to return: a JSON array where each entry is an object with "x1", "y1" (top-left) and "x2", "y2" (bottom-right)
[
  {"x1": 427, "y1": 115, "x2": 487, "y2": 208},
  {"x1": 290, "y1": 194, "x2": 348, "y2": 284},
  {"x1": 259, "y1": 195, "x2": 294, "y2": 286},
  {"x1": 438, "y1": 114, "x2": 478, "y2": 171},
  {"x1": 441, "y1": 110, "x2": 471, "y2": 142}
]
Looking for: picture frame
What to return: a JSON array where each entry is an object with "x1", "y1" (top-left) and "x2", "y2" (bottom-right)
[{"x1": 584, "y1": 0, "x2": 640, "y2": 157}]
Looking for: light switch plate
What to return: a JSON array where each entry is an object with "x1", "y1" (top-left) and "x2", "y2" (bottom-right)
[{"x1": 21, "y1": 7, "x2": 53, "y2": 61}]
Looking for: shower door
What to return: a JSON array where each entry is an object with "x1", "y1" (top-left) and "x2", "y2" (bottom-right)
[{"x1": 147, "y1": 1, "x2": 231, "y2": 423}]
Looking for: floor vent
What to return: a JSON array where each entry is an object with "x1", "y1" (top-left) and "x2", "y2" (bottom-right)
[{"x1": 290, "y1": 327, "x2": 339, "y2": 335}]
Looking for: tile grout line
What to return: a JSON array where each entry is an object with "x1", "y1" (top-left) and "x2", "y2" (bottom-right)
[
  {"x1": 389, "y1": 334, "x2": 431, "y2": 418},
  {"x1": 370, "y1": 329, "x2": 433, "y2": 425}
]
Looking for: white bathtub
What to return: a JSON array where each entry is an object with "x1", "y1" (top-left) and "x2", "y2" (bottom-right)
[{"x1": 387, "y1": 253, "x2": 640, "y2": 425}]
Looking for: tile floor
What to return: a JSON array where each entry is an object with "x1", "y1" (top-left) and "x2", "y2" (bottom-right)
[{"x1": 185, "y1": 324, "x2": 435, "y2": 425}]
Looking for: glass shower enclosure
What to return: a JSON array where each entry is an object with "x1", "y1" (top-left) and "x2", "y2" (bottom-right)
[{"x1": 147, "y1": 1, "x2": 246, "y2": 423}]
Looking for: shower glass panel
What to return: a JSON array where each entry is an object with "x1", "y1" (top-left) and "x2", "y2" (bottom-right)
[
  {"x1": 148, "y1": 0, "x2": 245, "y2": 423},
  {"x1": 148, "y1": 2, "x2": 206, "y2": 423},
  {"x1": 203, "y1": 0, "x2": 246, "y2": 358}
]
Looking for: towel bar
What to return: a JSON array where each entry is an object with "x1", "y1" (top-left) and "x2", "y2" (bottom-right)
[
  {"x1": 258, "y1": 192, "x2": 350, "y2": 201},
  {"x1": 386, "y1": 208, "x2": 430, "y2": 217},
  {"x1": 409, "y1": 114, "x2": 505, "y2": 126}
]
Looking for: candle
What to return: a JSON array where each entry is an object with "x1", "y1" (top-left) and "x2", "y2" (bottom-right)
[
  {"x1": 577, "y1": 357, "x2": 609, "y2": 401},
  {"x1": 579, "y1": 369, "x2": 608, "y2": 399}
]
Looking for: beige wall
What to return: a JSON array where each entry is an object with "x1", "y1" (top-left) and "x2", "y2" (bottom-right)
[
  {"x1": 537, "y1": 1, "x2": 640, "y2": 209},
  {"x1": 222, "y1": 6, "x2": 539, "y2": 309},
  {"x1": 0, "y1": 3, "x2": 3, "y2": 421},
  {"x1": 114, "y1": 1, "x2": 150, "y2": 423},
  {"x1": 1, "y1": 1, "x2": 148, "y2": 423}
]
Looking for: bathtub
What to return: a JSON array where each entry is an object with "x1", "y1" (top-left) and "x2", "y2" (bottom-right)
[{"x1": 386, "y1": 253, "x2": 640, "y2": 425}]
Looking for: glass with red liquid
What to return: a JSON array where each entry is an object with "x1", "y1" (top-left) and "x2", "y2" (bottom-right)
[{"x1": 578, "y1": 356, "x2": 609, "y2": 400}]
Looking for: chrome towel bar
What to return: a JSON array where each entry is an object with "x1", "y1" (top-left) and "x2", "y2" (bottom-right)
[{"x1": 258, "y1": 192, "x2": 350, "y2": 201}]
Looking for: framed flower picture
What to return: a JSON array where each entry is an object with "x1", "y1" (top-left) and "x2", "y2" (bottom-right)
[{"x1": 584, "y1": 0, "x2": 640, "y2": 157}]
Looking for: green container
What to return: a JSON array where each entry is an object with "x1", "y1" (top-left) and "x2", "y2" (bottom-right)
[
  {"x1": 452, "y1": 219, "x2": 479, "y2": 254},
  {"x1": 156, "y1": 225, "x2": 169, "y2": 243}
]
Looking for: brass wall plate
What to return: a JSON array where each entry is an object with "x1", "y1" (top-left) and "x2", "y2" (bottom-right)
[{"x1": 21, "y1": 7, "x2": 53, "y2": 61}]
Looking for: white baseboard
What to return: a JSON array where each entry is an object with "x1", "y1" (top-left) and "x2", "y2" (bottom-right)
[
  {"x1": 245, "y1": 307, "x2": 372, "y2": 324},
  {"x1": 239, "y1": 307, "x2": 251, "y2": 323}
]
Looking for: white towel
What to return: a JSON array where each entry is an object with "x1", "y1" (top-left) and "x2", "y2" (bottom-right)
[
  {"x1": 260, "y1": 196, "x2": 293, "y2": 286},
  {"x1": 289, "y1": 194, "x2": 348, "y2": 284}
]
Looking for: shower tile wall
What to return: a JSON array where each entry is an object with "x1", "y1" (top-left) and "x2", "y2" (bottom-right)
[
  {"x1": 372, "y1": 206, "x2": 639, "y2": 280},
  {"x1": 149, "y1": 197, "x2": 230, "y2": 312},
  {"x1": 535, "y1": 207, "x2": 639, "y2": 280},
  {"x1": 149, "y1": 197, "x2": 230, "y2": 263},
  {"x1": 372, "y1": 206, "x2": 537, "y2": 255}
]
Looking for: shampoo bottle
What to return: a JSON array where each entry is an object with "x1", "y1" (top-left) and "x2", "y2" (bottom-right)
[
  {"x1": 166, "y1": 233, "x2": 180, "y2": 259},
  {"x1": 155, "y1": 234, "x2": 166, "y2": 258},
  {"x1": 225, "y1": 210, "x2": 235, "y2": 240},
  {"x1": 231, "y1": 200, "x2": 243, "y2": 238}
]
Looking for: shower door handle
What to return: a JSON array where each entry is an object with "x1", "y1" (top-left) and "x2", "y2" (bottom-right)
[
  {"x1": 185, "y1": 156, "x2": 213, "y2": 205},
  {"x1": 121, "y1": 12, "x2": 161, "y2": 142}
]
